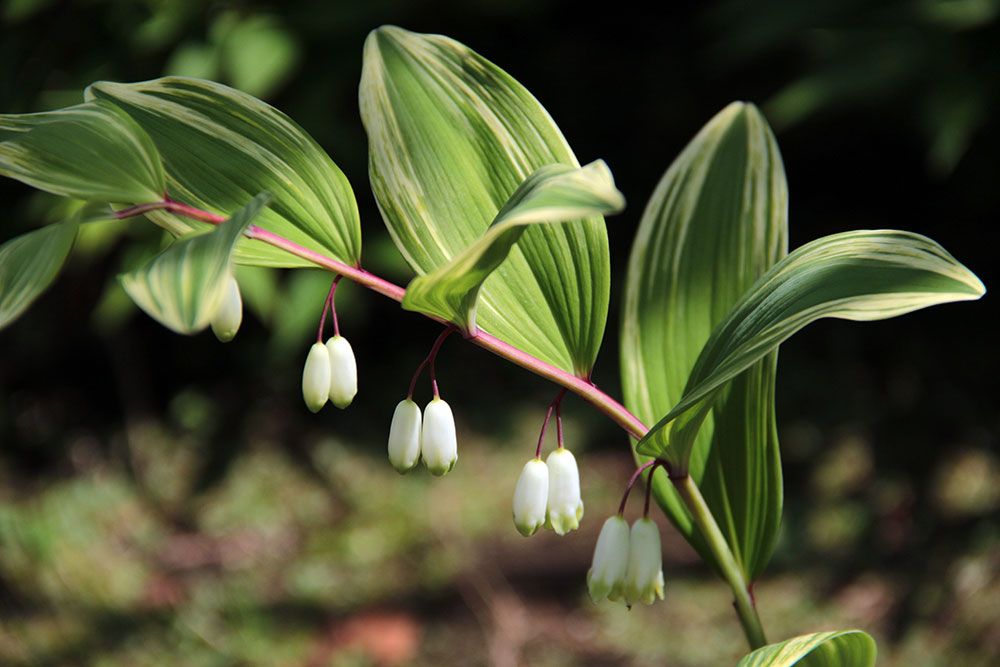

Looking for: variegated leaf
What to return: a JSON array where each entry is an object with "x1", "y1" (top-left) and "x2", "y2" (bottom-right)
[
  {"x1": 0, "y1": 100, "x2": 164, "y2": 203},
  {"x1": 360, "y1": 26, "x2": 612, "y2": 377},
  {"x1": 402, "y1": 160, "x2": 623, "y2": 332},
  {"x1": 119, "y1": 193, "x2": 270, "y2": 334},
  {"x1": 86, "y1": 77, "x2": 360, "y2": 268},
  {"x1": 638, "y1": 230, "x2": 986, "y2": 467}
]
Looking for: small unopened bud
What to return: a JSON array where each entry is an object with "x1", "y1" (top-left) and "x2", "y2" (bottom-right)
[
  {"x1": 388, "y1": 398, "x2": 422, "y2": 473},
  {"x1": 301, "y1": 342, "x2": 331, "y2": 413},
  {"x1": 326, "y1": 335, "x2": 357, "y2": 409},
  {"x1": 512, "y1": 458, "x2": 548, "y2": 537},
  {"x1": 545, "y1": 447, "x2": 584, "y2": 535},
  {"x1": 587, "y1": 515, "x2": 630, "y2": 603},
  {"x1": 624, "y1": 518, "x2": 665, "y2": 606},
  {"x1": 210, "y1": 275, "x2": 242, "y2": 342},
  {"x1": 421, "y1": 397, "x2": 457, "y2": 476}
]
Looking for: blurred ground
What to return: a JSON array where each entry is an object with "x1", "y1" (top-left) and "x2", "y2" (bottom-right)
[{"x1": 1, "y1": 0, "x2": 998, "y2": 665}]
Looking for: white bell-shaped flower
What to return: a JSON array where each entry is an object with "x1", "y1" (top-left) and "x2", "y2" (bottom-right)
[
  {"x1": 587, "y1": 515, "x2": 630, "y2": 603},
  {"x1": 210, "y1": 274, "x2": 242, "y2": 342},
  {"x1": 326, "y1": 335, "x2": 357, "y2": 409},
  {"x1": 421, "y1": 397, "x2": 457, "y2": 476},
  {"x1": 545, "y1": 447, "x2": 584, "y2": 535},
  {"x1": 387, "y1": 398, "x2": 422, "y2": 473},
  {"x1": 624, "y1": 517, "x2": 665, "y2": 606},
  {"x1": 301, "y1": 342, "x2": 331, "y2": 413},
  {"x1": 512, "y1": 458, "x2": 548, "y2": 537}
]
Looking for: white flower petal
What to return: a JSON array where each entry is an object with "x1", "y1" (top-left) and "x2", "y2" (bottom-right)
[
  {"x1": 512, "y1": 458, "x2": 548, "y2": 537},
  {"x1": 210, "y1": 274, "x2": 242, "y2": 342},
  {"x1": 422, "y1": 397, "x2": 457, "y2": 475},
  {"x1": 301, "y1": 342, "x2": 331, "y2": 413},
  {"x1": 587, "y1": 515, "x2": 630, "y2": 603},
  {"x1": 388, "y1": 398, "x2": 422, "y2": 473},
  {"x1": 545, "y1": 447, "x2": 583, "y2": 535},
  {"x1": 326, "y1": 335, "x2": 358, "y2": 409},
  {"x1": 624, "y1": 518, "x2": 665, "y2": 606}
]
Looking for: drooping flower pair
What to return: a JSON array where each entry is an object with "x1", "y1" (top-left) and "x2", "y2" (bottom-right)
[
  {"x1": 587, "y1": 515, "x2": 665, "y2": 606},
  {"x1": 302, "y1": 335, "x2": 358, "y2": 411},
  {"x1": 387, "y1": 396, "x2": 457, "y2": 475},
  {"x1": 512, "y1": 447, "x2": 584, "y2": 537},
  {"x1": 301, "y1": 276, "x2": 358, "y2": 412}
]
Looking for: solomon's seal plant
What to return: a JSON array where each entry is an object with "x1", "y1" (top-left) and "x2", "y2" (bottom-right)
[{"x1": 0, "y1": 24, "x2": 985, "y2": 666}]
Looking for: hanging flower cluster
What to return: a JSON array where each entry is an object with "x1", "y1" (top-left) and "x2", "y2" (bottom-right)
[
  {"x1": 386, "y1": 327, "x2": 459, "y2": 476},
  {"x1": 300, "y1": 277, "x2": 358, "y2": 413},
  {"x1": 587, "y1": 460, "x2": 666, "y2": 607},
  {"x1": 510, "y1": 391, "x2": 585, "y2": 537}
]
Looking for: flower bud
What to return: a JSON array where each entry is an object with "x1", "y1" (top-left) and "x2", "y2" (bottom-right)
[
  {"x1": 512, "y1": 458, "x2": 548, "y2": 537},
  {"x1": 587, "y1": 515, "x2": 630, "y2": 603},
  {"x1": 301, "y1": 342, "x2": 331, "y2": 413},
  {"x1": 545, "y1": 447, "x2": 584, "y2": 535},
  {"x1": 326, "y1": 335, "x2": 357, "y2": 409},
  {"x1": 421, "y1": 397, "x2": 457, "y2": 476},
  {"x1": 624, "y1": 518, "x2": 665, "y2": 606},
  {"x1": 210, "y1": 274, "x2": 242, "y2": 342},
  {"x1": 388, "y1": 398, "x2": 422, "y2": 473}
]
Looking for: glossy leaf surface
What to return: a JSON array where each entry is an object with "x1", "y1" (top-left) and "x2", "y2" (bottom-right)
[
  {"x1": 119, "y1": 193, "x2": 269, "y2": 334},
  {"x1": 0, "y1": 218, "x2": 79, "y2": 330},
  {"x1": 638, "y1": 230, "x2": 986, "y2": 468},
  {"x1": 402, "y1": 160, "x2": 623, "y2": 332},
  {"x1": 361, "y1": 25, "x2": 612, "y2": 376},
  {"x1": 737, "y1": 630, "x2": 877, "y2": 667},
  {"x1": 0, "y1": 100, "x2": 164, "y2": 203},
  {"x1": 86, "y1": 77, "x2": 360, "y2": 268},
  {"x1": 620, "y1": 102, "x2": 787, "y2": 580}
]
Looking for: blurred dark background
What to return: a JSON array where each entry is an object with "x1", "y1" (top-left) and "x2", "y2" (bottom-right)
[{"x1": 1, "y1": 0, "x2": 997, "y2": 665}]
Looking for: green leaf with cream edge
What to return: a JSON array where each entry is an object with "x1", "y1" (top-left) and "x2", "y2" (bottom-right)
[
  {"x1": 0, "y1": 100, "x2": 165, "y2": 203},
  {"x1": 736, "y1": 630, "x2": 877, "y2": 667},
  {"x1": 360, "y1": 25, "x2": 613, "y2": 377},
  {"x1": 402, "y1": 160, "x2": 624, "y2": 331},
  {"x1": 637, "y1": 230, "x2": 986, "y2": 472},
  {"x1": 85, "y1": 77, "x2": 360, "y2": 269},
  {"x1": 621, "y1": 102, "x2": 787, "y2": 582},
  {"x1": 0, "y1": 217, "x2": 80, "y2": 330},
  {"x1": 119, "y1": 193, "x2": 270, "y2": 334}
]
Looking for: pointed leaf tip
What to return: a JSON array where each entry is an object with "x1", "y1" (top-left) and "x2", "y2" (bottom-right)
[
  {"x1": 361, "y1": 26, "x2": 612, "y2": 376},
  {"x1": 638, "y1": 229, "x2": 987, "y2": 467}
]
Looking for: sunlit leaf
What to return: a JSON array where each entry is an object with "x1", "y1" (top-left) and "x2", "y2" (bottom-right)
[
  {"x1": 86, "y1": 77, "x2": 359, "y2": 268},
  {"x1": 360, "y1": 25, "x2": 612, "y2": 377},
  {"x1": 119, "y1": 193, "x2": 270, "y2": 334},
  {"x1": 0, "y1": 100, "x2": 165, "y2": 203},
  {"x1": 620, "y1": 102, "x2": 787, "y2": 581},
  {"x1": 402, "y1": 160, "x2": 623, "y2": 332},
  {"x1": 638, "y1": 230, "x2": 986, "y2": 467},
  {"x1": 737, "y1": 630, "x2": 877, "y2": 667},
  {"x1": 0, "y1": 217, "x2": 79, "y2": 329}
]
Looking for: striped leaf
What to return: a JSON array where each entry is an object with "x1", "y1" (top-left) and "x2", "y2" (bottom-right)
[
  {"x1": 0, "y1": 100, "x2": 164, "y2": 203},
  {"x1": 85, "y1": 77, "x2": 360, "y2": 269},
  {"x1": 0, "y1": 217, "x2": 79, "y2": 330},
  {"x1": 360, "y1": 26, "x2": 612, "y2": 377},
  {"x1": 737, "y1": 630, "x2": 877, "y2": 667},
  {"x1": 402, "y1": 160, "x2": 624, "y2": 331},
  {"x1": 621, "y1": 102, "x2": 787, "y2": 581},
  {"x1": 637, "y1": 230, "x2": 986, "y2": 467},
  {"x1": 119, "y1": 193, "x2": 269, "y2": 334}
]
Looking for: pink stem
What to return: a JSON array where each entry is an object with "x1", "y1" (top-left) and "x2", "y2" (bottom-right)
[{"x1": 115, "y1": 200, "x2": 650, "y2": 441}]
